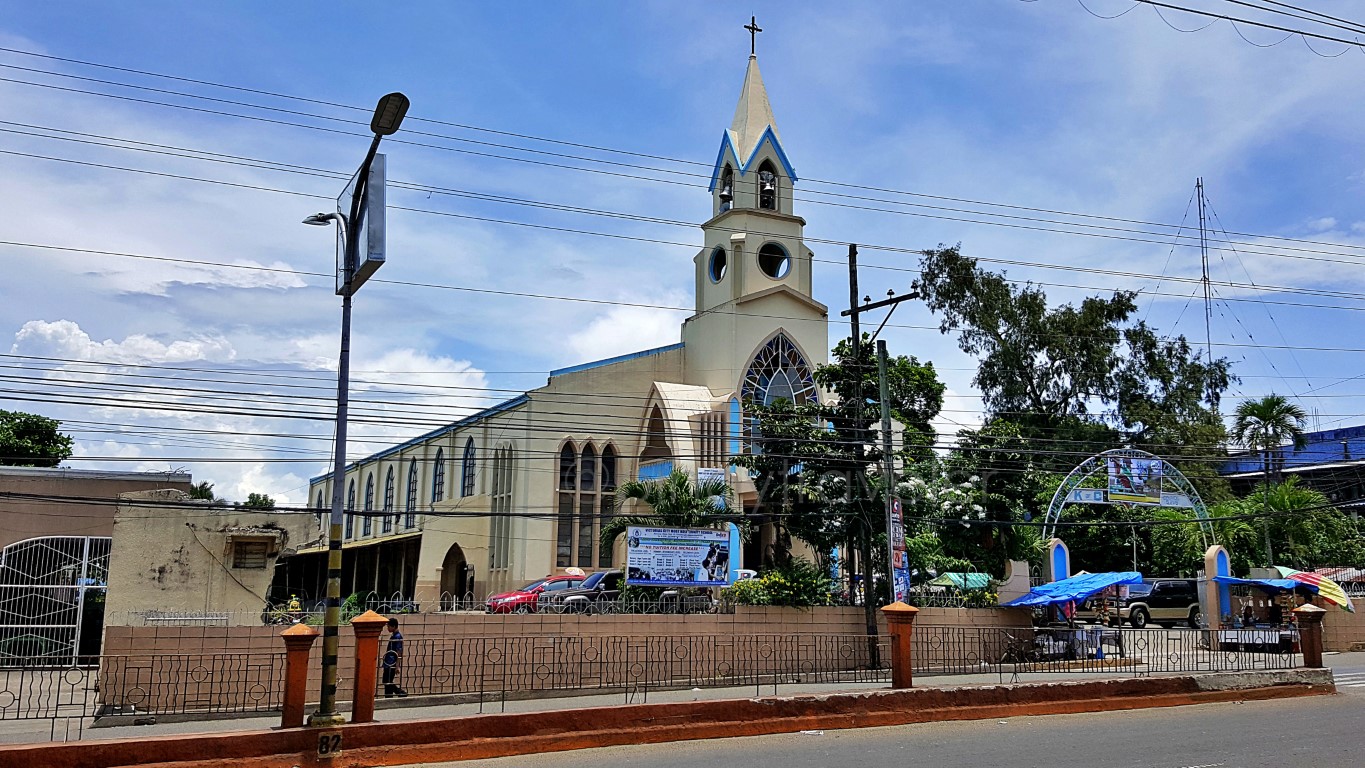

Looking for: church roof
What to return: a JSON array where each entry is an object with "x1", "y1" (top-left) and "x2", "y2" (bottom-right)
[
  {"x1": 728, "y1": 55, "x2": 781, "y2": 161},
  {"x1": 709, "y1": 56, "x2": 797, "y2": 192}
]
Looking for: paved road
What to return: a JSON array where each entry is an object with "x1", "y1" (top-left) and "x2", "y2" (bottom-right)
[{"x1": 420, "y1": 664, "x2": 1365, "y2": 768}]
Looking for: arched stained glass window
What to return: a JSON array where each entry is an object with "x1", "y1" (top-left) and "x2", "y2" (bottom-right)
[
  {"x1": 364, "y1": 473, "x2": 375, "y2": 511},
  {"x1": 345, "y1": 479, "x2": 355, "y2": 539},
  {"x1": 432, "y1": 448, "x2": 446, "y2": 502},
  {"x1": 382, "y1": 466, "x2": 395, "y2": 533},
  {"x1": 405, "y1": 459, "x2": 418, "y2": 529},
  {"x1": 741, "y1": 334, "x2": 817, "y2": 406},
  {"x1": 461, "y1": 438, "x2": 476, "y2": 497}
]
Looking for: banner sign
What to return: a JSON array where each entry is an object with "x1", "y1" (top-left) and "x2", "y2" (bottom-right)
[
  {"x1": 1107, "y1": 456, "x2": 1162, "y2": 504},
  {"x1": 1066, "y1": 488, "x2": 1108, "y2": 504},
  {"x1": 890, "y1": 498, "x2": 911, "y2": 603},
  {"x1": 625, "y1": 526, "x2": 731, "y2": 587}
]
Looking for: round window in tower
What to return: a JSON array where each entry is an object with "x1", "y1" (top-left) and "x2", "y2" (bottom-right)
[
  {"x1": 709, "y1": 246, "x2": 728, "y2": 283},
  {"x1": 757, "y1": 242, "x2": 790, "y2": 279}
]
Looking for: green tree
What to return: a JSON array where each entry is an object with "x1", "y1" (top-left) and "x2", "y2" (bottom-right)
[
  {"x1": 241, "y1": 492, "x2": 276, "y2": 509},
  {"x1": 599, "y1": 470, "x2": 732, "y2": 552},
  {"x1": 188, "y1": 481, "x2": 219, "y2": 501},
  {"x1": 912, "y1": 245, "x2": 1234, "y2": 502},
  {"x1": 733, "y1": 335, "x2": 945, "y2": 642},
  {"x1": 1231, "y1": 394, "x2": 1308, "y2": 566},
  {"x1": 0, "y1": 409, "x2": 74, "y2": 467}
]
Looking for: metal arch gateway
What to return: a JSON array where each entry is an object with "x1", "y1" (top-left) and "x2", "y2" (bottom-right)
[{"x1": 1042, "y1": 448, "x2": 1215, "y2": 549}]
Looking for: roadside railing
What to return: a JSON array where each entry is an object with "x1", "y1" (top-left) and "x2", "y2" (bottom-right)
[{"x1": 0, "y1": 624, "x2": 1299, "y2": 743}]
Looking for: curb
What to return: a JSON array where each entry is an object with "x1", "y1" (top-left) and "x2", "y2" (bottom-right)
[{"x1": 0, "y1": 669, "x2": 1335, "y2": 768}]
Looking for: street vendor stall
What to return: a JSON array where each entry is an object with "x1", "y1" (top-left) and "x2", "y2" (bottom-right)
[
  {"x1": 1003, "y1": 572, "x2": 1143, "y2": 660},
  {"x1": 1211, "y1": 576, "x2": 1307, "y2": 652}
]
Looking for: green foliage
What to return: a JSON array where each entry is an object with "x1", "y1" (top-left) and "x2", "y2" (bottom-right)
[
  {"x1": 600, "y1": 470, "x2": 732, "y2": 552},
  {"x1": 961, "y1": 588, "x2": 999, "y2": 608},
  {"x1": 720, "y1": 577, "x2": 770, "y2": 606},
  {"x1": 721, "y1": 558, "x2": 834, "y2": 608},
  {"x1": 0, "y1": 409, "x2": 74, "y2": 467},
  {"x1": 341, "y1": 592, "x2": 365, "y2": 621},
  {"x1": 241, "y1": 492, "x2": 276, "y2": 509},
  {"x1": 189, "y1": 481, "x2": 219, "y2": 501}
]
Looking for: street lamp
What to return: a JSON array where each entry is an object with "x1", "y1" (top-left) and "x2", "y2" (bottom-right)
[{"x1": 305, "y1": 93, "x2": 408, "y2": 728}]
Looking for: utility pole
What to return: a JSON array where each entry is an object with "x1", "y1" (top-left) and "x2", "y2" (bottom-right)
[
  {"x1": 1197, "y1": 178, "x2": 1213, "y2": 365},
  {"x1": 841, "y1": 255, "x2": 919, "y2": 610}
]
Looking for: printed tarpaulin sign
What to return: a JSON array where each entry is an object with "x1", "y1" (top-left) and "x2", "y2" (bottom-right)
[
  {"x1": 1107, "y1": 456, "x2": 1162, "y2": 504},
  {"x1": 625, "y1": 526, "x2": 731, "y2": 587},
  {"x1": 890, "y1": 498, "x2": 910, "y2": 603}
]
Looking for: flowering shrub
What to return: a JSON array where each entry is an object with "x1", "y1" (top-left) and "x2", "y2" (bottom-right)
[
  {"x1": 961, "y1": 588, "x2": 999, "y2": 608},
  {"x1": 723, "y1": 558, "x2": 834, "y2": 608}
]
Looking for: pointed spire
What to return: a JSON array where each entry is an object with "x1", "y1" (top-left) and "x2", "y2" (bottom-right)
[{"x1": 728, "y1": 55, "x2": 781, "y2": 162}]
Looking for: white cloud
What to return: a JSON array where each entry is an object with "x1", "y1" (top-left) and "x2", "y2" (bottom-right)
[
  {"x1": 1307, "y1": 217, "x2": 1337, "y2": 232},
  {"x1": 565, "y1": 294, "x2": 685, "y2": 364},
  {"x1": 11, "y1": 319, "x2": 235, "y2": 363}
]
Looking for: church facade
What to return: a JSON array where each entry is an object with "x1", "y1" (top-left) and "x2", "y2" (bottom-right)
[{"x1": 294, "y1": 53, "x2": 830, "y2": 607}]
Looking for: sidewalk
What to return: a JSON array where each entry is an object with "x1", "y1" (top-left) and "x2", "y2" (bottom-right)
[{"x1": 4, "y1": 652, "x2": 1357, "y2": 747}]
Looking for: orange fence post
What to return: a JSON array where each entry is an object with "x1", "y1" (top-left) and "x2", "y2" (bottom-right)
[
  {"x1": 280, "y1": 623, "x2": 320, "y2": 728},
  {"x1": 349, "y1": 610, "x2": 389, "y2": 724},
  {"x1": 1294, "y1": 604, "x2": 1326, "y2": 669},
  {"x1": 881, "y1": 602, "x2": 919, "y2": 689}
]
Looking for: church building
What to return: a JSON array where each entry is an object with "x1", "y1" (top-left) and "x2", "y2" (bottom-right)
[{"x1": 292, "y1": 48, "x2": 830, "y2": 607}]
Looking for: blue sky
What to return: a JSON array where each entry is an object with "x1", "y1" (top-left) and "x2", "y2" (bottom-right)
[{"x1": 2, "y1": 1, "x2": 1364, "y2": 503}]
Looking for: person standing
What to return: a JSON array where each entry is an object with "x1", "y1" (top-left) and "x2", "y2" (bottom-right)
[{"x1": 383, "y1": 617, "x2": 407, "y2": 697}]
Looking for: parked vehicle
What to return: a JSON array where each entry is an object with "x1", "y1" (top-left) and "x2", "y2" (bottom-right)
[
  {"x1": 1077, "y1": 578, "x2": 1201, "y2": 628},
  {"x1": 485, "y1": 575, "x2": 583, "y2": 614},
  {"x1": 540, "y1": 570, "x2": 625, "y2": 613}
]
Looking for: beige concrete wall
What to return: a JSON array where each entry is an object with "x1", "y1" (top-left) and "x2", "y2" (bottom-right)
[
  {"x1": 105, "y1": 490, "x2": 317, "y2": 626},
  {"x1": 0, "y1": 467, "x2": 191, "y2": 550},
  {"x1": 96, "y1": 606, "x2": 1031, "y2": 711},
  {"x1": 1321, "y1": 603, "x2": 1365, "y2": 651}
]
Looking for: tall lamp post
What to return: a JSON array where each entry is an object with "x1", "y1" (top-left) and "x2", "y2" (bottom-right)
[{"x1": 304, "y1": 92, "x2": 409, "y2": 727}]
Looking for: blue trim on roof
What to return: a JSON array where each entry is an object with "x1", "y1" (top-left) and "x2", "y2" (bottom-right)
[
  {"x1": 707, "y1": 127, "x2": 797, "y2": 192},
  {"x1": 309, "y1": 394, "x2": 530, "y2": 483},
  {"x1": 549, "y1": 342, "x2": 684, "y2": 378}
]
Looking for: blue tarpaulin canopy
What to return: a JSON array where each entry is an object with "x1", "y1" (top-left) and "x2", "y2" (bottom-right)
[
  {"x1": 1003, "y1": 571, "x2": 1144, "y2": 607},
  {"x1": 1212, "y1": 575, "x2": 1315, "y2": 594}
]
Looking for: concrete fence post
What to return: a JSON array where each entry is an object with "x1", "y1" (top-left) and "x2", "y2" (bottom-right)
[
  {"x1": 279, "y1": 623, "x2": 320, "y2": 728},
  {"x1": 349, "y1": 610, "x2": 389, "y2": 723},
  {"x1": 1294, "y1": 604, "x2": 1326, "y2": 669},
  {"x1": 881, "y1": 601, "x2": 919, "y2": 689}
]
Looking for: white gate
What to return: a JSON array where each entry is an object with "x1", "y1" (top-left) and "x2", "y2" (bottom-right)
[{"x1": 0, "y1": 536, "x2": 110, "y2": 666}]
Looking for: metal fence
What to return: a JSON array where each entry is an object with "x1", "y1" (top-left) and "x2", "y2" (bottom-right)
[
  {"x1": 391, "y1": 633, "x2": 891, "y2": 707},
  {"x1": 0, "y1": 651, "x2": 284, "y2": 742},
  {"x1": 0, "y1": 625, "x2": 1300, "y2": 743},
  {"x1": 911, "y1": 625, "x2": 1298, "y2": 683}
]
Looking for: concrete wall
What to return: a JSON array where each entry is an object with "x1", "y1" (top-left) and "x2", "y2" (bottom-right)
[
  {"x1": 0, "y1": 467, "x2": 191, "y2": 550},
  {"x1": 1322, "y1": 603, "x2": 1365, "y2": 651},
  {"x1": 105, "y1": 491, "x2": 317, "y2": 626},
  {"x1": 96, "y1": 606, "x2": 1030, "y2": 712}
]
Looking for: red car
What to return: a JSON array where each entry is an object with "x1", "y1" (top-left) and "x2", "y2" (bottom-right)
[{"x1": 484, "y1": 575, "x2": 583, "y2": 614}]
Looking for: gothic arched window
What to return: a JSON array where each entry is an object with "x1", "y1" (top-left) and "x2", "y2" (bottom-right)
[
  {"x1": 461, "y1": 438, "x2": 476, "y2": 497},
  {"x1": 382, "y1": 466, "x2": 395, "y2": 533},
  {"x1": 719, "y1": 164, "x2": 734, "y2": 212},
  {"x1": 432, "y1": 448, "x2": 446, "y2": 502},
  {"x1": 741, "y1": 334, "x2": 817, "y2": 407},
  {"x1": 363, "y1": 473, "x2": 375, "y2": 536},
  {"x1": 757, "y1": 159, "x2": 777, "y2": 210},
  {"x1": 345, "y1": 479, "x2": 355, "y2": 539},
  {"x1": 405, "y1": 458, "x2": 418, "y2": 529}
]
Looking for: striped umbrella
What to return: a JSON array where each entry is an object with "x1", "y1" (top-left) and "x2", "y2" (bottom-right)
[{"x1": 1275, "y1": 567, "x2": 1356, "y2": 613}]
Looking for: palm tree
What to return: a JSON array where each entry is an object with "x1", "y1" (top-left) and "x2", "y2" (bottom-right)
[
  {"x1": 1231, "y1": 394, "x2": 1308, "y2": 566},
  {"x1": 599, "y1": 470, "x2": 733, "y2": 554}
]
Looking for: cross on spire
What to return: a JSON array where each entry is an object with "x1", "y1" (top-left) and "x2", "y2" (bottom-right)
[{"x1": 745, "y1": 16, "x2": 762, "y2": 56}]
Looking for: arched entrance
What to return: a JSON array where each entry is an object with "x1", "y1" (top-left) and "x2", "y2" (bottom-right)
[
  {"x1": 1043, "y1": 448, "x2": 1216, "y2": 549},
  {"x1": 439, "y1": 542, "x2": 473, "y2": 609}
]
